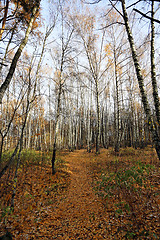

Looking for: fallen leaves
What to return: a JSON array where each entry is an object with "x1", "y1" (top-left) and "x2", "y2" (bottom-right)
[
  {"x1": 89, "y1": 147, "x2": 160, "y2": 239},
  {"x1": 0, "y1": 147, "x2": 159, "y2": 239}
]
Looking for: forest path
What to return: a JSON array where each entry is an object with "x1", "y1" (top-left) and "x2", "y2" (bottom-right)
[
  {"x1": 0, "y1": 149, "x2": 112, "y2": 239},
  {"x1": 51, "y1": 149, "x2": 109, "y2": 239},
  {"x1": 1, "y1": 147, "x2": 159, "y2": 239}
]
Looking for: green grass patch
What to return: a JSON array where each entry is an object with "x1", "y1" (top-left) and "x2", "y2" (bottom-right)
[
  {"x1": 1, "y1": 149, "x2": 69, "y2": 172},
  {"x1": 96, "y1": 161, "x2": 155, "y2": 198}
]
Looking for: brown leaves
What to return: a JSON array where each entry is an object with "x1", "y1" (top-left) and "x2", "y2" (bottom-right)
[
  {"x1": 0, "y1": 154, "x2": 70, "y2": 239},
  {"x1": 89, "y1": 147, "x2": 160, "y2": 239},
  {"x1": 0, "y1": 147, "x2": 159, "y2": 239}
]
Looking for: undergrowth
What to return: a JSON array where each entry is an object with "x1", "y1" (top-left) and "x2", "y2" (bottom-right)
[
  {"x1": 91, "y1": 147, "x2": 160, "y2": 239},
  {"x1": 0, "y1": 147, "x2": 159, "y2": 239},
  {"x1": 97, "y1": 161, "x2": 155, "y2": 197},
  {"x1": 1, "y1": 149, "x2": 67, "y2": 169}
]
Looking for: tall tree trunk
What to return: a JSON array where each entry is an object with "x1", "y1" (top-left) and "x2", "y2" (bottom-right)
[
  {"x1": 0, "y1": 0, "x2": 9, "y2": 40},
  {"x1": 11, "y1": 80, "x2": 31, "y2": 211},
  {"x1": 0, "y1": 78, "x2": 32, "y2": 179},
  {"x1": 151, "y1": 1, "x2": 160, "y2": 130},
  {"x1": 95, "y1": 78, "x2": 100, "y2": 153},
  {"x1": 48, "y1": 84, "x2": 52, "y2": 150},
  {"x1": 87, "y1": 109, "x2": 91, "y2": 152},
  {"x1": 27, "y1": 114, "x2": 32, "y2": 149},
  {"x1": 114, "y1": 47, "x2": 120, "y2": 152},
  {"x1": 0, "y1": 90, "x2": 24, "y2": 162},
  {"x1": 0, "y1": 22, "x2": 16, "y2": 73},
  {"x1": 52, "y1": 83, "x2": 62, "y2": 174},
  {"x1": 121, "y1": 0, "x2": 160, "y2": 160},
  {"x1": 0, "y1": 134, "x2": 4, "y2": 164},
  {"x1": 0, "y1": 3, "x2": 40, "y2": 104}
]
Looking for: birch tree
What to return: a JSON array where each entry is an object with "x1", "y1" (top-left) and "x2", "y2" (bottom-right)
[
  {"x1": 0, "y1": 0, "x2": 41, "y2": 104},
  {"x1": 150, "y1": 1, "x2": 160, "y2": 131},
  {"x1": 50, "y1": 4, "x2": 75, "y2": 174},
  {"x1": 71, "y1": 8, "x2": 110, "y2": 153},
  {"x1": 120, "y1": 0, "x2": 160, "y2": 159}
]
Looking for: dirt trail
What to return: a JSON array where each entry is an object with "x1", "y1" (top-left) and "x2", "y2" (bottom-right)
[
  {"x1": 1, "y1": 148, "x2": 159, "y2": 239},
  {"x1": 0, "y1": 150, "x2": 111, "y2": 239},
  {"x1": 50, "y1": 150, "x2": 109, "y2": 239}
]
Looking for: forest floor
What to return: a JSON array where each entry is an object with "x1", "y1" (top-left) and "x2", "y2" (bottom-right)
[{"x1": 0, "y1": 147, "x2": 160, "y2": 239}]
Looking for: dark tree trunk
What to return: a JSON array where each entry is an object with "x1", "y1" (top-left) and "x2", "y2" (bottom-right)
[{"x1": 52, "y1": 144, "x2": 56, "y2": 175}]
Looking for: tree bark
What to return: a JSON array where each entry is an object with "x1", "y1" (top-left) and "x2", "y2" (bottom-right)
[
  {"x1": 121, "y1": 0, "x2": 160, "y2": 160},
  {"x1": 11, "y1": 74, "x2": 32, "y2": 210},
  {"x1": 0, "y1": 3, "x2": 39, "y2": 104},
  {"x1": 0, "y1": 22, "x2": 17, "y2": 73},
  {"x1": 113, "y1": 47, "x2": 120, "y2": 152},
  {"x1": 95, "y1": 78, "x2": 101, "y2": 153},
  {"x1": 52, "y1": 82, "x2": 62, "y2": 174},
  {"x1": 0, "y1": 0, "x2": 9, "y2": 40},
  {"x1": 151, "y1": 0, "x2": 160, "y2": 130}
]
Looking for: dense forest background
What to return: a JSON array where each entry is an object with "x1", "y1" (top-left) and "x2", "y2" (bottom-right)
[
  {"x1": 1, "y1": 0, "x2": 160, "y2": 162},
  {"x1": 0, "y1": 1, "x2": 160, "y2": 239}
]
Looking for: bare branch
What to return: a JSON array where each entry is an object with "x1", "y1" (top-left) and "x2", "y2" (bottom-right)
[
  {"x1": 99, "y1": 21, "x2": 124, "y2": 30},
  {"x1": 126, "y1": 0, "x2": 142, "y2": 9},
  {"x1": 109, "y1": 0, "x2": 124, "y2": 18},
  {"x1": 133, "y1": 8, "x2": 160, "y2": 24}
]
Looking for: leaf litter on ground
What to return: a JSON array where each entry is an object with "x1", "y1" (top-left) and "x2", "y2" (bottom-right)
[{"x1": 0, "y1": 146, "x2": 159, "y2": 239}]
